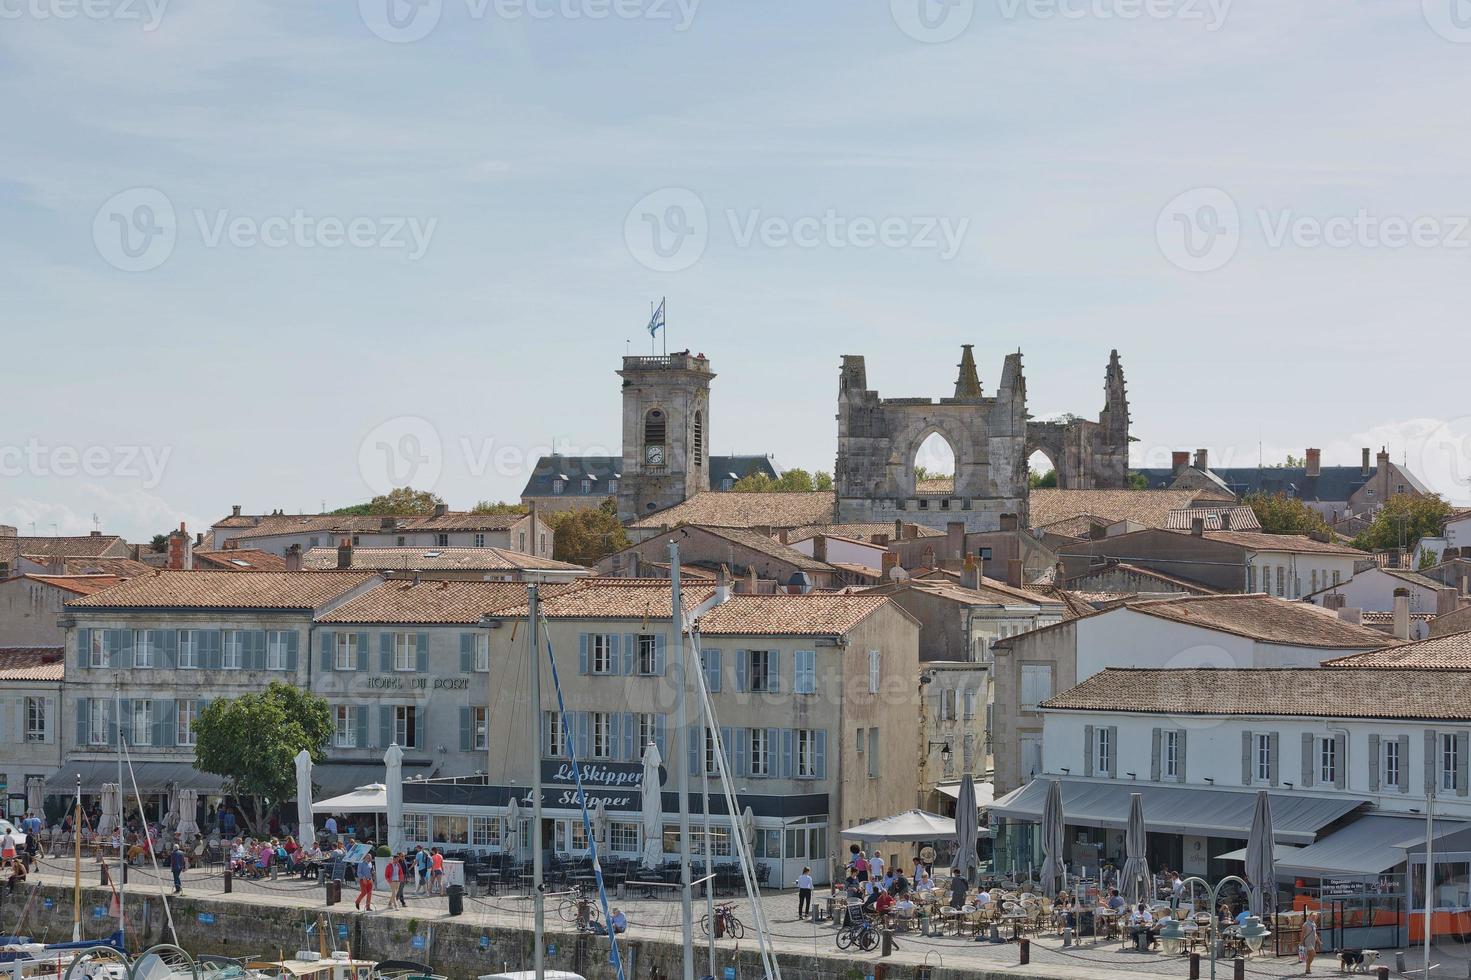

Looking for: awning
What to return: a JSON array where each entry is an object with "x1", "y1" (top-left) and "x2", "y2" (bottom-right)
[
  {"x1": 312, "y1": 762, "x2": 431, "y2": 799},
  {"x1": 1276, "y1": 815, "x2": 1470, "y2": 877},
  {"x1": 313, "y1": 784, "x2": 387, "y2": 814},
  {"x1": 936, "y1": 781, "x2": 996, "y2": 807},
  {"x1": 990, "y1": 777, "x2": 1368, "y2": 845},
  {"x1": 1215, "y1": 843, "x2": 1302, "y2": 863},
  {"x1": 842, "y1": 809, "x2": 956, "y2": 842},
  {"x1": 46, "y1": 760, "x2": 227, "y2": 795}
]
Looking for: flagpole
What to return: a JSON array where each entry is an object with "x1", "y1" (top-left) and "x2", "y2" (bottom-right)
[{"x1": 662, "y1": 296, "x2": 667, "y2": 356}]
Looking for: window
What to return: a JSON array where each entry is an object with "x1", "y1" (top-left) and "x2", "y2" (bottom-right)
[
  {"x1": 590, "y1": 634, "x2": 613, "y2": 674},
  {"x1": 754, "y1": 827, "x2": 781, "y2": 859},
  {"x1": 474, "y1": 533, "x2": 485, "y2": 547},
  {"x1": 1384, "y1": 739, "x2": 1402, "y2": 789},
  {"x1": 394, "y1": 706, "x2": 419, "y2": 748},
  {"x1": 1276, "y1": 567, "x2": 1285, "y2": 597},
  {"x1": 552, "y1": 479, "x2": 564, "y2": 495},
  {"x1": 435, "y1": 533, "x2": 449, "y2": 547},
  {"x1": 335, "y1": 633, "x2": 358, "y2": 671},
  {"x1": 473, "y1": 633, "x2": 490, "y2": 672},
  {"x1": 131, "y1": 700, "x2": 153, "y2": 746},
  {"x1": 1332, "y1": 570, "x2": 1342, "y2": 586},
  {"x1": 608, "y1": 479, "x2": 619, "y2": 494},
  {"x1": 1310, "y1": 569, "x2": 1319, "y2": 594},
  {"x1": 1162, "y1": 730, "x2": 1180, "y2": 779},
  {"x1": 24, "y1": 697, "x2": 46, "y2": 743},
  {"x1": 471, "y1": 816, "x2": 500, "y2": 848},
  {"x1": 134, "y1": 631, "x2": 154, "y2": 668},
  {"x1": 644, "y1": 408, "x2": 666, "y2": 446},
  {"x1": 335, "y1": 706, "x2": 358, "y2": 748},
  {"x1": 638, "y1": 713, "x2": 658, "y2": 752},
  {"x1": 637, "y1": 634, "x2": 658, "y2": 674},
  {"x1": 396, "y1": 535, "x2": 406, "y2": 546},
  {"x1": 581, "y1": 479, "x2": 592, "y2": 495},
  {"x1": 611, "y1": 822, "x2": 639, "y2": 853},
  {"x1": 472, "y1": 707, "x2": 488, "y2": 750},
  {"x1": 164, "y1": 699, "x2": 194, "y2": 747},
  {"x1": 794, "y1": 650, "x2": 815, "y2": 694},
  {"x1": 1319, "y1": 736, "x2": 1338, "y2": 785},
  {"x1": 721, "y1": 478, "x2": 733, "y2": 491},
  {"x1": 222, "y1": 631, "x2": 244, "y2": 670},
  {"x1": 796, "y1": 729, "x2": 818, "y2": 778},
  {"x1": 868, "y1": 650, "x2": 880, "y2": 694},
  {"x1": 403, "y1": 814, "x2": 429, "y2": 844},
  {"x1": 178, "y1": 631, "x2": 198, "y2": 669},
  {"x1": 704, "y1": 727, "x2": 720, "y2": 775},
  {"x1": 1095, "y1": 726, "x2": 1111, "y2": 776},
  {"x1": 393, "y1": 633, "x2": 417, "y2": 671},
  {"x1": 693, "y1": 411, "x2": 703, "y2": 465},
  {"x1": 750, "y1": 728, "x2": 771, "y2": 776},
  {"x1": 856, "y1": 727, "x2": 865, "y2": 753},
  {"x1": 939, "y1": 688, "x2": 958, "y2": 721},
  {"x1": 591, "y1": 712, "x2": 613, "y2": 759},
  {"x1": 89, "y1": 701, "x2": 107, "y2": 745},
  {"x1": 1019, "y1": 664, "x2": 1053, "y2": 710},
  {"x1": 1442, "y1": 733, "x2": 1459, "y2": 793},
  {"x1": 88, "y1": 631, "x2": 107, "y2": 668},
  {"x1": 1255, "y1": 733, "x2": 1273, "y2": 783},
  {"x1": 1247, "y1": 565, "x2": 1255, "y2": 591},
  {"x1": 749, "y1": 650, "x2": 773, "y2": 692},
  {"x1": 867, "y1": 728, "x2": 879, "y2": 778},
  {"x1": 434, "y1": 815, "x2": 469, "y2": 845},
  {"x1": 544, "y1": 711, "x2": 567, "y2": 757},
  {"x1": 266, "y1": 631, "x2": 290, "y2": 670}
]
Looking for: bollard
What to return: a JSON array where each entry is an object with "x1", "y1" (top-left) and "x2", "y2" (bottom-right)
[
  {"x1": 880, "y1": 927, "x2": 894, "y2": 957},
  {"x1": 1376, "y1": 967, "x2": 1390, "y2": 980},
  {"x1": 223, "y1": 868, "x2": 232, "y2": 894},
  {"x1": 1019, "y1": 938, "x2": 1030, "y2": 965},
  {"x1": 326, "y1": 881, "x2": 340, "y2": 906},
  {"x1": 1188, "y1": 951, "x2": 1200, "y2": 979},
  {"x1": 100, "y1": 865, "x2": 110, "y2": 886},
  {"x1": 1396, "y1": 951, "x2": 1407, "y2": 974},
  {"x1": 1062, "y1": 924, "x2": 1073, "y2": 948},
  {"x1": 1232, "y1": 957, "x2": 1245, "y2": 980}
]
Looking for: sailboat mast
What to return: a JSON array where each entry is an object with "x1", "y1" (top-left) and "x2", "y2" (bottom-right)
[
  {"x1": 115, "y1": 676, "x2": 124, "y2": 944},
  {"x1": 528, "y1": 585, "x2": 544, "y2": 980},
  {"x1": 669, "y1": 541, "x2": 694, "y2": 980},
  {"x1": 73, "y1": 775, "x2": 81, "y2": 941}
]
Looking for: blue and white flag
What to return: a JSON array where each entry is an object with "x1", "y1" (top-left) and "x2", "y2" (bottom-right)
[{"x1": 646, "y1": 298, "x2": 666, "y2": 338}]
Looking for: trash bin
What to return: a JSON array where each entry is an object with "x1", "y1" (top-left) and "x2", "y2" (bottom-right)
[
  {"x1": 326, "y1": 880, "x2": 341, "y2": 905},
  {"x1": 448, "y1": 883, "x2": 464, "y2": 917}
]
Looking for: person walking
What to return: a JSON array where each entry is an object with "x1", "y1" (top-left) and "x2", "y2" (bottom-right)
[
  {"x1": 870, "y1": 850, "x2": 885, "y2": 882},
  {"x1": 354, "y1": 852, "x2": 375, "y2": 911},
  {"x1": 794, "y1": 867, "x2": 813, "y2": 920},
  {"x1": 384, "y1": 853, "x2": 403, "y2": 910},
  {"x1": 429, "y1": 847, "x2": 444, "y2": 896},
  {"x1": 1300, "y1": 910, "x2": 1320, "y2": 975},
  {"x1": 414, "y1": 846, "x2": 431, "y2": 895},
  {"x1": 0, "y1": 829, "x2": 15, "y2": 863},
  {"x1": 1169, "y1": 871, "x2": 1184, "y2": 911},
  {"x1": 169, "y1": 845, "x2": 188, "y2": 894}
]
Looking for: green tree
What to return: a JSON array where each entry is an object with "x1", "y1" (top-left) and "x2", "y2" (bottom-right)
[
  {"x1": 1029, "y1": 469, "x2": 1058, "y2": 489},
  {"x1": 192, "y1": 682, "x2": 333, "y2": 835},
  {"x1": 1270, "y1": 454, "x2": 1307, "y2": 469},
  {"x1": 471, "y1": 500, "x2": 529, "y2": 515},
  {"x1": 148, "y1": 534, "x2": 169, "y2": 553},
  {"x1": 911, "y1": 466, "x2": 953, "y2": 484},
  {"x1": 1420, "y1": 549, "x2": 1441, "y2": 570},
  {"x1": 1352, "y1": 494, "x2": 1454, "y2": 553},
  {"x1": 1128, "y1": 473, "x2": 1150, "y2": 490},
  {"x1": 729, "y1": 469, "x2": 831, "y2": 492},
  {"x1": 331, "y1": 487, "x2": 444, "y2": 516},
  {"x1": 813, "y1": 471, "x2": 834, "y2": 491},
  {"x1": 1244, "y1": 493, "x2": 1333, "y2": 537},
  {"x1": 545, "y1": 499, "x2": 631, "y2": 566}
]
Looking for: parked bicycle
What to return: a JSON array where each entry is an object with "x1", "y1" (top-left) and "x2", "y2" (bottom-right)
[
  {"x1": 699, "y1": 903, "x2": 746, "y2": 939},
  {"x1": 836, "y1": 914, "x2": 885, "y2": 952}
]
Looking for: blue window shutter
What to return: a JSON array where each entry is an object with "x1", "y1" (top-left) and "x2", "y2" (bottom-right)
[
  {"x1": 77, "y1": 629, "x2": 91, "y2": 670},
  {"x1": 320, "y1": 632, "x2": 335, "y2": 671},
  {"x1": 707, "y1": 649, "x2": 722, "y2": 692},
  {"x1": 735, "y1": 729, "x2": 750, "y2": 778},
  {"x1": 720, "y1": 727, "x2": 734, "y2": 773},
  {"x1": 767, "y1": 728, "x2": 780, "y2": 774},
  {"x1": 767, "y1": 650, "x2": 780, "y2": 693},
  {"x1": 378, "y1": 706, "x2": 391, "y2": 748},
  {"x1": 608, "y1": 634, "x2": 622, "y2": 675},
  {"x1": 688, "y1": 725, "x2": 701, "y2": 777},
  {"x1": 161, "y1": 630, "x2": 178, "y2": 669},
  {"x1": 460, "y1": 708, "x2": 472, "y2": 751},
  {"x1": 356, "y1": 633, "x2": 370, "y2": 671},
  {"x1": 655, "y1": 634, "x2": 667, "y2": 676},
  {"x1": 379, "y1": 633, "x2": 393, "y2": 672},
  {"x1": 736, "y1": 650, "x2": 748, "y2": 692},
  {"x1": 815, "y1": 730, "x2": 828, "y2": 780},
  {"x1": 575, "y1": 712, "x2": 590, "y2": 761},
  {"x1": 622, "y1": 713, "x2": 635, "y2": 761},
  {"x1": 117, "y1": 699, "x2": 131, "y2": 746},
  {"x1": 253, "y1": 631, "x2": 268, "y2": 670},
  {"x1": 414, "y1": 709, "x2": 425, "y2": 750},
  {"x1": 76, "y1": 698, "x2": 90, "y2": 746},
  {"x1": 159, "y1": 700, "x2": 175, "y2": 746},
  {"x1": 781, "y1": 729, "x2": 794, "y2": 778},
  {"x1": 285, "y1": 631, "x2": 299, "y2": 671},
  {"x1": 654, "y1": 716, "x2": 667, "y2": 757},
  {"x1": 460, "y1": 634, "x2": 474, "y2": 673},
  {"x1": 623, "y1": 634, "x2": 636, "y2": 675},
  {"x1": 206, "y1": 630, "x2": 223, "y2": 670},
  {"x1": 578, "y1": 634, "x2": 590, "y2": 675},
  {"x1": 609, "y1": 713, "x2": 622, "y2": 759},
  {"x1": 416, "y1": 633, "x2": 429, "y2": 673}
]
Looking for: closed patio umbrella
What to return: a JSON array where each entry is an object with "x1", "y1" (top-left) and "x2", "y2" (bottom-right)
[
  {"x1": 591, "y1": 798, "x2": 610, "y2": 849},
  {"x1": 739, "y1": 806, "x2": 755, "y2": 853},
  {"x1": 96, "y1": 783, "x2": 119, "y2": 836},
  {"x1": 955, "y1": 774, "x2": 979, "y2": 882},
  {"x1": 25, "y1": 776, "x2": 44, "y2": 817},
  {"x1": 175, "y1": 788, "x2": 200, "y2": 840},
  {"x1": 384, "y1": 744, "x2": 404, "y2": 855},
  {"x1": 1039, "y1": 779, "x2": 1067, "y2": 898},
  {"x1": 504, "y1": 797, "x2": 522, "y2": 859},
  {"x1": 1120, "y1": 792, "x2": 1151, "y2": 905},
  {"x1": 1245, "y1": 789, "x2": 1275, "y2": 917},
  {"x1": 294, "y1": 749, "x2": 315, "y2": 849},
  {"x1": 639, "y1": 741, "x2": 664, "y2": 870}
]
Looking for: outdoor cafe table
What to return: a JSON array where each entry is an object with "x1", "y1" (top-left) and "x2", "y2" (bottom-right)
[{"x1": 1001, "y1": 910, "x2": 1028, "y2": 941}]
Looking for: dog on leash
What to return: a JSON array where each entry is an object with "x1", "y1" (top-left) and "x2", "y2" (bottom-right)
[{"x1": 1337, "y1": 948, "x2": 1378, "y2": 973}]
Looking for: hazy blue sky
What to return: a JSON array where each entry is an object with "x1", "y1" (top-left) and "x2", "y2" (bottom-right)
[{"x1": 5, "y1": 0, "x2": 1471, "y2": 541}]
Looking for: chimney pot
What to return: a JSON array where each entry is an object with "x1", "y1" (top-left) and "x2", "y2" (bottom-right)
[
  {"x1": 812, "y1": 534, "x2": 828, "y2": 564},
  {"x1": 433, "y1": 503, "x2": 448, "y2": 518},
  {"x1": 1305, "y1": 448, "x2": 1321, "y2": 478},
  {"x1": 337, "y1": 539, "x2": 354, "y2": 569},
  {"x1": 1193, "y1": 448, "x2": 1209, "y2": 471},
  {"x1": 1362, "y1": 448, "x2": 1372, "y2": 476},
  {"x1": 1393, "y1": 587, "x2": 1412, "y2": 641},
  {"x1": 231, "y1": 504, "x2": 242, "y2": 517},
  {"x1": 1190, "y1": 517, "x2": 1206, "y2": 537},
  {"x1": 1171, "y1": 451, "x2": 1190, "y2": 475}
]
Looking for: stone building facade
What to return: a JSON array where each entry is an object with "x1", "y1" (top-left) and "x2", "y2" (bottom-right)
[{"x1": 616, "y1": 352, "x2": 714, "y2": 521}]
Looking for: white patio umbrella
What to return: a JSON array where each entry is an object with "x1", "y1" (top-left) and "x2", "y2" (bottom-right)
[
  {"x1": 25, "y1": 776, "x2": 44, "y2": 817},
  {"x1": 1039, "y1": 779, "x2": 1067, "y2": 898},
  {"x1": 739, "y1": 806, "x2": 755, "y2": 852},
  {"x1": 842, "y1": 810, "x2": 958, "y2": 842},
  {"x1": 384, "y1": 743, "x2": 404, "y2": 855},
  {"x1": 294, "y1": 749, "x2": 315, "y2": 849},
  {"x1": 1245, "y1": 789, "x2": 1276, "y2": 917},
  {"x1": 640, "y1": 740, "x2": 664, "y2": 870},
  {"x1": 175, "y1": 788, "x2": 200, "y2": 839},
  {"x1": 591, "y1": 798, "x2": 610, "y2": 849},
  {"x1": 504, "y1": 797, "x2": 522, "y2": 859},
  {"x1": 96, "y1": 783, "x2": 119, "y2": 836},
  {"x1": 1120, "y1": 792, "x2": 1151, "y2": 905},
  {"x1": 955, "y1": 774, "x2": 980, "y2": 882}
]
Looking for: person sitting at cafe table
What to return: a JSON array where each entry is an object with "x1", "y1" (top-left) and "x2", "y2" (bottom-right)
[
  {"x1": 1128, "y1": 902, "x2": 1159, "y2": 949},
  {"x1": 873, "y1": 887, "x2": 896, "y2": 919},
  {"x1": 915, "y1": 871, "x2": 934, "y2": 896},
  {"x1": 890, "y1": 870, "x2": 910, "y2": 897},
  {"x1": 1106, "y1": 888, "x2": 1125, "y2": 912},
  {"x1": 1054, "y1": 890, "x2": 1076, "y2": 928},
  {"x1": 948, "y1": 870, "x2": 968, "y2": 909}
]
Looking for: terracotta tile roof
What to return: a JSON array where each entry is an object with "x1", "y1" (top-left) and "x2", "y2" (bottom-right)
[
  {"x1": 318, "y1": 580, "x2": 578, "y2": 625},
  {"x1": 0, "y1": 647, "x2": 64, "y2": 682},
  {"x1": 1163, "y1": 506, "x2": 1262, "y2": 532},
  {"x1": 1326, "y1": 632, "x2": 1471, "y2": 669},
  {"x1": 1377, "y1": 567, "x2": 1452, "y2": 591},
  {"x1": 916, "y1": 478, "x2": 955, "y2": 494},
  {"x1": 867, "y1": 577, "x2": 1056, "y2": 608},
  {"x1": 1191, "y1": 529, "x2": 1364, "y2": 557},
  {"x1": 18, "y1": 574, "x2": 125, "y2": 596},
  {"x1": 1049, "y1": 590, "x2": 1104, "y2": 620},
  {"x1": 1034, "y1": 515, "x2": 1110, "y2": 539},
  {"x1": 300, "y1": 547, "x2": 588, "y2": 574},
  {"x1": 678, "y1": 526, "x2": 834, "y2": 573},
  {"x1": 1065, "y1": 562, "x2": 1221, "y2": 596},
  {"x1": 1124, "y1": 593, "x2": 1393, "y2": 648},
  {"x1": 1029, "y1": 489, "x2": 1230, "y2": 530},
  {"x1": 1043, "y1": 666, "x2": 1471, "y2": 721},
  {"x1": 785, "y1": 523, "x2": 943, "y2": 541},
  {"x1": 628, "y1": 491, "x2": 836, "y2": 530},
  {"x1": 192, "y1": 549, "x2": 288, "y2": 572},
  {"x1": 65, "y1": 570, "x2": 378, "y2": 610},
  {"x1": 698, "y1": 593, "x2": 912, "y2": 636},
  {"x1": 21, "y1": 556, "x2": 154, "y2": 577},
  {"x1": 10, "y1": 535, "x2": 129, "y2": 558},
  {"x1": 495, "y1": 581, "x2": 718, "y2": 621}
]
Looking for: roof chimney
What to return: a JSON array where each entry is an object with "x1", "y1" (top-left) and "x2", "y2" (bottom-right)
[
  {"x1": 811, "y1": 534, "x2": 828, "y2": 564},
  {"x1": 1337, "y1": 607, "x2": 1362, "y2": 626},
  {"x1": 1437, "y1": 586, "x2": 1459, "y2": 617},
  {"x1": 1190, "y1": 516, "x2": 1206, "y2": 537},
  {"x1": 1171, "y1": 451, "x2": 1190, "y2": 475},
  {"x1": 963, "y1": 554, "x2": 980, "y2": 591},
  {"x1": 166, "y1": 522, "x2": 192, "y2": 571},
  {"x1": 337, "y1": 537, "x2": 354, "y2": 569},
  {"x1": 380, "y1": 516, "x2": 397, "y2": 530},
  {"x1": 231, "y1": 504, "x2": 242, "y2": 517},
  {"x1": 285, "y1": 544, "x2": 302, "y2": 573},
  {"x1": 1322, "y1": 592, "x2": 1346, "y2": 611},
  {"x1": 1361, "y1": 448, "x2": 1371, "y2": 477},
  {"x1": 894, "y1": 519, "x2": 904, "y2": 541},
  {"x1": 1305, "y1": 448, "x2": 1321, "y2": 478},
  {"x1": 1219, "y1": 510, "x2": 1232, "y2": 532},
  {"x1": 1006, "y1": 558, "x2": 1024, "y2": 589},
  {"x1": 1193, "y1": 448, "x2": 1209, "y2": 471},
  {"x1": 433, "y1": 503, "x2": 448, "y2": 518},
  {"x1": 1393, "y1": 587, "x2": 1411, "y2": 641},
  {"x1": 947, "y1": 521, "x2": 965, "y2": 558},
  {"x1": 746, "y1": 566, "x2": 758, "y2": 594},
  {"x1": 999, "y1": 513, "x2": 1019, "y2": 532}
]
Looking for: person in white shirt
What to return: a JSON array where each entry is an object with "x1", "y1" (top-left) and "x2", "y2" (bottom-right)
[
  {"x1": 912, "y1": 858, "x2": 924, "y2": 882},
  {"x1": 794, "y1": 867, "x2": 814, "y2": 920},
  {"x1": 1169, "y1": 871, "x2": 1184, "y2": 910},
  {"x1": 0, "y1": 832, "x2": 15, "y2": 862},
  {"x1": 915, "y1": 871, "x2": 934, "y2": 895},
  {"x1": 870, "y1": 851, "x2": 885, "y2": 880}
]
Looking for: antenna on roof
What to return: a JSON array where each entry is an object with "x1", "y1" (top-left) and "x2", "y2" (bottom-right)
[{"x1": 92, "y1": 513, "x2": 100, "y2": 533}]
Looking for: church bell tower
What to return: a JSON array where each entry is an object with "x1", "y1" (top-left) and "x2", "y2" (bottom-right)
[{"x1": 616, "y1": 352, "x2": 714, "y2": 521}]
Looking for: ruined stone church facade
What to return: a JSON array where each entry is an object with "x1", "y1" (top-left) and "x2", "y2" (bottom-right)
[{"x1": 834, "y1": 346, "x2": 1131, "y2": 531}]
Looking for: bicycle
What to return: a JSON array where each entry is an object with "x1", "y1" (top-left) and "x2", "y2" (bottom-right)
[
  {"x1": 836, "y1": 912, "x2": 889, "y2": 952},
  {"x1": 699, "y1": 902, "x2": 746, "y2": 940},
  {"x1": 555, "y1": 887, "x2": 587, "y2": 923}
]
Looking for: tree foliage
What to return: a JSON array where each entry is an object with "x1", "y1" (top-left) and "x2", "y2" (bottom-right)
[
  {"x1": 910, "y1": 466, "x2": 952, "y2": 484},
  {"x1": 148, "y1": 534, "x2": 169, "y2": 553},
  {"x1": 1352, "y1": 494, "x2": 1454, "y2": 553},
  {"x1": 1244, "y1": 492, "x2": 1334, "y2": 537},
  {"x1": 471, "y1": 500, "x2": 529, "y2": 515},
  {"x1": 1029, "y1": 469, "x2": 1058, "y2": 489},
  {"x1": 1128, "y1": 473, "x2": 1150, "y2": 490},
  {"x1": 1269, "y1": 454, "x2": 1308, "y2": 469},
  {"x1": 545, "y1": 499, "x2": 631, "y2": 566},
  {"x1": 331, "y1": 487, "x2": 444, "y2": 516},
  {"x1": 1420, "y1": 549, "x2": 1441, "y2": 570},
  {"x1": 192, "y1": 682, "x2": 333, "y2": 834},
  {"x1": 729, "y1": 469, "x2": 835, "y2": 492}
]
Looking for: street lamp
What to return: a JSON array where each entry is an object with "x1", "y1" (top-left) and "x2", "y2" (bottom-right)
[
  {"x1": 1239, "y1": 914, "x2": 1271, "y2": 954},
  {"x1": 1158, "y1": 916, "x2": 1186, "y2": 955},
  {"x1": 1178, "y1": 874, "x2": 1252, "y2": 980}
]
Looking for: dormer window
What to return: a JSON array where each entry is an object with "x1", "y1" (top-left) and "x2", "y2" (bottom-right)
[{"x1": 552, "y1": 479, "x2": 565, "y2": 495}]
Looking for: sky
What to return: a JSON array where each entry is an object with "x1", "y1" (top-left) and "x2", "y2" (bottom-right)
[{"x1": 4, "y1": 0, "x2": 1471, "y2": 542}]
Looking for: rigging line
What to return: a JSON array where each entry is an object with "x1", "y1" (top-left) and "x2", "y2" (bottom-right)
[
  {"x1": 540, "y1": 612, "x2": 628, "y2": 980},
  {"x1": 120, "y1": 737, "x2": 180, "y2": 947}
]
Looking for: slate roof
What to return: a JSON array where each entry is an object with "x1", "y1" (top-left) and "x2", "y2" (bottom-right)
[
  {"x1": 300, "y1": 546, "x2": 589, "y2": 574},
  {"x1": 629, "y1": 491, "x2": 837, "y2": 530},
  {"x1": 1042, "y1": 666, "x2": 1471, "y2": 721},
  {"x1": 318, "y1": 580, "x2": 578, "y2": 625},
  {"x1": 64, "y1": 571, "x2": 378, "y2": 610},
  {"x1": 1325, "y1": 632, "x2": 1471, "y2": 669},
  {"x1": 1132, "y1": 465, "x2": 1378, "y2": 501},
  {"x1": 519, "y1": 454, "x2": 777, "y2": 499},
  {"x1": 698, "y1": 593, "x2": 913, "y2": 636},
  {"x1": 1029, "y1": 489, "x2": 1228, "y2": 530},
  {"x1": 0, "y1": 647, "x2": 65, "y2": 682}
]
